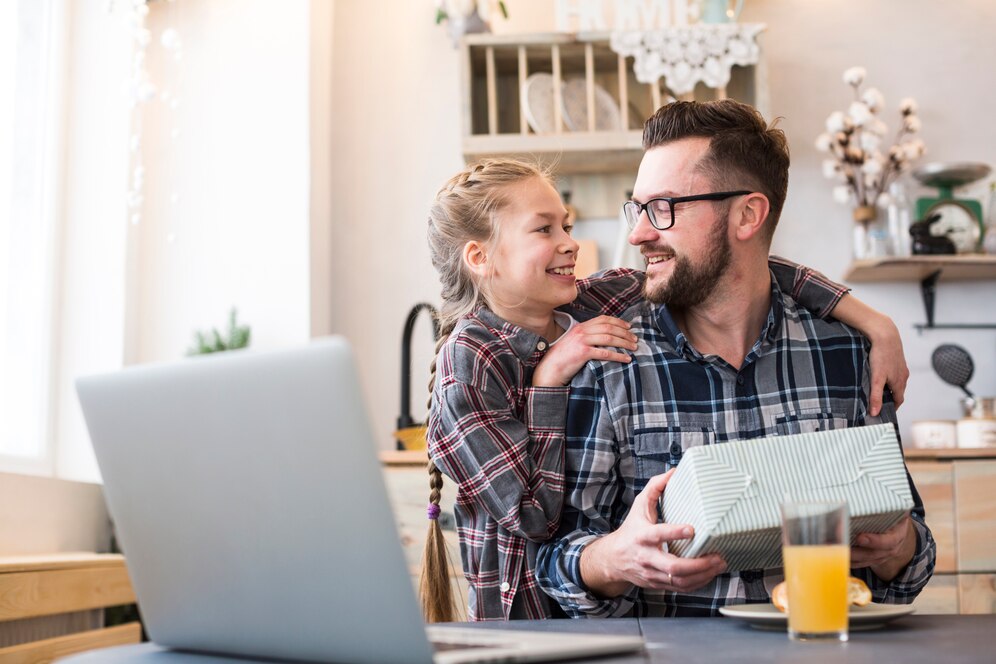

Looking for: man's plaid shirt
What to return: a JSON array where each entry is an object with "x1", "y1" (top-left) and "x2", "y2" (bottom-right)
[
  {"x1": 428, "y1": 261, "x2": 847, "y2": 621},
  {"x1": 536, "y1": 279, "x2": 935, "y2": 618}
]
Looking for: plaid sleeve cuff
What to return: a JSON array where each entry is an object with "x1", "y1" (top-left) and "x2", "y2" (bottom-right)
[
  {"x1": 854, "y1": 512, "x2": 936, "y2": 604},
  {"x1": 523, "y1": 386, "x2": 570, "y2": 432},
  {"x1": 769, "y1": 255, "x2": 851, "y2": 319},
  {"x1": 794, "y1": 268, "x2": 850, "y2": 319},
  {"x1": 537, "y1": 534, "x2": 638, "y2": 618}
]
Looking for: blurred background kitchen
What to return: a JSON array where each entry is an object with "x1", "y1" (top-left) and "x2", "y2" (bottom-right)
[{"x1": 2, "y1": 0, "x2": 995, "y2": 613}]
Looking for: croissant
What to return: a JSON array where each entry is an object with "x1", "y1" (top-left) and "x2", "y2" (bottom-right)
[{"x1": 771, "y1": 577, "x2": 872, "y2": 613}]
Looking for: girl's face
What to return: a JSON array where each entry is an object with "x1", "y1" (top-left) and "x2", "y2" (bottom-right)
[{"x1": 486, "y1": 176, "x2": 579, "y2": 319}]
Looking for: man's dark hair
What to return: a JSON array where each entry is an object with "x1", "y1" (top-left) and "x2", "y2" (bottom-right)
[{"x1": 642, "y1": 99, "x2": 790, "y2": 235}]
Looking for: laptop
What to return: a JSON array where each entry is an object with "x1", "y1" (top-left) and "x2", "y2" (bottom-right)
[{"x1": 75, "y1": 337, "x2": 645, "y2": 664}]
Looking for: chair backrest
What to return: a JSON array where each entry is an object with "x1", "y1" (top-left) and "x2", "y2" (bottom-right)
[{"x1": 0, "y1": 553, "x2": 141, "y2": 663}]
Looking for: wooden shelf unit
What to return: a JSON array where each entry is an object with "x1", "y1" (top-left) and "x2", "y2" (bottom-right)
[{"x1": 460, "y1": 31, "x2": 765, "y2": 174}]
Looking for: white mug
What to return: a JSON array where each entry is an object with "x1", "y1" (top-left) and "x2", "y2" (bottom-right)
[
  {"x1": 957, "y1": 418, "x2": 996, "y2": 448},
  {"x1": 910, "y1": 420, "x2": 957, "y2": 449}
]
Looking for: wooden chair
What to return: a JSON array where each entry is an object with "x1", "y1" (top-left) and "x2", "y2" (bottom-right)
[{"x1": 0, "y1": 553, "x2": 141, "y2": 663}]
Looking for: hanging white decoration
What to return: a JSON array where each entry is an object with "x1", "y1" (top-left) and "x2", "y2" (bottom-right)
[{"x1": 609, "y1": 23, "x2": 764, "y2": 95}]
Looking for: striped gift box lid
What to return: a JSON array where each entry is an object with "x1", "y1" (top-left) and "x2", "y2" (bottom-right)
[{"x1": 660, "y1": 423, "x2": 913, "y2": 572}]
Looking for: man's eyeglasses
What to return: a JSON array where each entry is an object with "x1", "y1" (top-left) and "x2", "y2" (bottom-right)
[{"x1": 622, "y1": 191, "x2": 753, "y2": 231}]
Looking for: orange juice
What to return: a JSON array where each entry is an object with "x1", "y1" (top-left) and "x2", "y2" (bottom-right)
[{"x1": 782, "y1": 544, "x2": 849, "y2": 636}]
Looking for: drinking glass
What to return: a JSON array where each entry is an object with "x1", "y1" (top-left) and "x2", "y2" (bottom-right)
[{"x1": 780, "y1": 500, "x2": 850, "y2": 642}]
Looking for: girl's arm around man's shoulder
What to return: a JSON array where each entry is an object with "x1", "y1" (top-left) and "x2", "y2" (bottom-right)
[{"x1": 572, "y1": 268, "x2": 645, "y2": 318}]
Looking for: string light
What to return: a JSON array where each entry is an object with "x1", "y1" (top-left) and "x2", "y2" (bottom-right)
[{"x1": 107, "y1": 0, "x2": 183, "y2": 238}]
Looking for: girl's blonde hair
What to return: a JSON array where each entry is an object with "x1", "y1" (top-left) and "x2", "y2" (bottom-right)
[{"x1": 420, "y1": 159, "x2": 553, "y2": 622}]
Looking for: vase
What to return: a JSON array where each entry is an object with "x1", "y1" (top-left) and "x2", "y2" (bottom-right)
[{"x1": 852, "y1": 206, "x2": 891, "y2": 260}]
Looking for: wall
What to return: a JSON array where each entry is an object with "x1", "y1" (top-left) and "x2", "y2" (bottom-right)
[
  {"x1": 10, "y1": 0, "x2": 336, "y2": 551},
  {"x1": 0, "y1": 472, "x2": 110, "y2": 553},
  {"x1": 751, "y1": 0, "x2": 996, "y2": 440},
  {"x1": 328, "y1": 0, "x2": 464, "y2": 446},
  {"x1": 329, "y1": 0, "x2": 996, "y2": 448},
  {"x1": 136, "y1": 0, "x2": 318, "y2": 363},
  {"x1": 50, "y1": 0, "x2": 335, "y2": 485}
]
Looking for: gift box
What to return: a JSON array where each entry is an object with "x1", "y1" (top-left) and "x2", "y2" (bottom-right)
[{"x1": 660, "y1": 423, "x2": 913, "y2": 572}]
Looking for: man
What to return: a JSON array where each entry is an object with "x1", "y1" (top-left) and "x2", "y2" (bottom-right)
[{"x1": 536, "y1": 100, "x2": 935, "y2": 618}]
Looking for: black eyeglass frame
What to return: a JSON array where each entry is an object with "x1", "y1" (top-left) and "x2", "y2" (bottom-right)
[{"x1": 623, "y1": 190, "x2": 754, "y2": 231}]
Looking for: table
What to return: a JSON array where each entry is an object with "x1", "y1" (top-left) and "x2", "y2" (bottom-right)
[{"x1": 60, "y1": 615, "x2": 996, "y2": 663}]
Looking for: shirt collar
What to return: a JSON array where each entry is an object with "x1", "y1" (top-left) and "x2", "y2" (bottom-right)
[{"x1": 472, "y1": 307, "x2": 549, "y2": 362}]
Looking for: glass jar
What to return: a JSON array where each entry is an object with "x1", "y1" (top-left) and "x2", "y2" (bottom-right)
[
  {"x1": 983, "y1": 181, "x2": 996, "y2": 254},
  {"x1": 887, "y1": 181, "x2": 913, "y2": 257},
  {"x1": 852, "y1": 205, "x2": 891, "y2": 259}
]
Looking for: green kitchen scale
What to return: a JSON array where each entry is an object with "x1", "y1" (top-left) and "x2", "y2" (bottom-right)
[{"x1": 912, "y1": 162, "x2": 991, "y2": 253}]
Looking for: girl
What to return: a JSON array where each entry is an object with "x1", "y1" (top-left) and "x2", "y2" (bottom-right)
[{"x1": 421, "y1": 159, "x2": 907, "y2": 622}]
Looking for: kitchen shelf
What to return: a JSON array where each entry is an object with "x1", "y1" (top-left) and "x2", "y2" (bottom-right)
[
  {"x1": 463, "y1": 129, "x2": 645, "y2": 174},
  {"x1": 843, "y1": 255, "x2": 996, "y2": 331},
  {"x1": 460, "y1": 31, "x2": 767, "y2": 174},
  {"x1": 844, "y1": 255, "x2": 996, "y2": 282},
  {"x1": 905, "y1": 447, "x2": 996, "y2": 461}
]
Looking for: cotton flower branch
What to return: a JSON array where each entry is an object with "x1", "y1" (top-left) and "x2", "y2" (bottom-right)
[
  {"x1": 815, "y1": 67, "x2": 926, "y2": 211},
  {"x1": 435, "y1": 0, "x2": 508, "y2": 25}
]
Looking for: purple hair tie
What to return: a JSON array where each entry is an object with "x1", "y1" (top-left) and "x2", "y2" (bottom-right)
[{"x1": 427, "y1": 503, "x2": 442, "y2": 520}]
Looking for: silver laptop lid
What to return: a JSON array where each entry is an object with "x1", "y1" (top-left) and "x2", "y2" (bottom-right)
[{"x1": 76, "y1": 338, "x2": 435, "y2": 664}]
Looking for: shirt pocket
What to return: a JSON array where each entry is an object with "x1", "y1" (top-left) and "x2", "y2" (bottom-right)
[
  {"x1": 631, "y1": 425, "x2": 716, "y2": 479},
  {"x1": 774, "y1": 409, "x2": 849, "y2": 436}
]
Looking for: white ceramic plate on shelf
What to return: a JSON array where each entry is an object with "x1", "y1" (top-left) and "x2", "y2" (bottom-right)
[
  {"x1": 718, "y1": 602, "x2": 915, "y2": 631},
  {"x1": 521, "y1": 72, "x2": 558, "y2": 134},
  {"x1": 561, "y1": 78, "x2": 623, "y2": 132}
]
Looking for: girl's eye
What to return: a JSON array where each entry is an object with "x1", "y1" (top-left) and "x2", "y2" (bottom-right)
[
  {"x1": 563, "y1": 224, "x2": 574, "y2": 234},
  {"x1": 535, "y1": 225, "x2": 551, "y2": 233}
]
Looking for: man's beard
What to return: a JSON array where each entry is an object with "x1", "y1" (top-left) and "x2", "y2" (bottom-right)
[{"x1": 643, "y1": 215, "x2": 732, "y2": 308}]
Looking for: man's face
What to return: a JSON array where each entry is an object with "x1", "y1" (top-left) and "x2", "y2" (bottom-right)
[{"x1": 628, "y1": 138, "x2": 733, "y2": 308}]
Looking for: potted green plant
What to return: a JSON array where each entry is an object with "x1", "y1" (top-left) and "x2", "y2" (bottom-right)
[{"x1": 187, "y1": 308, "x2": 251, "y2": 356}]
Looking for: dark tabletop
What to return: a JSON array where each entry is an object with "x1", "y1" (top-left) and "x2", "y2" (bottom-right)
[
  {"x1": 448, "y1": 614, "x2": 996, "y2": 663},
  {"x1": 60, "y1": 614, "x2": 996, "y2": 663}
]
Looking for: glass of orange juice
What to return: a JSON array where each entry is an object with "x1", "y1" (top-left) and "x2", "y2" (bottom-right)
[{"x1": 780, "y1": 500, "x2": 849, "y2": 642}]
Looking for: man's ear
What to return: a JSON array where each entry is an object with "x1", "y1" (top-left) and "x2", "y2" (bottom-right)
[
  {"x1": 462, "y1": 240, "x2": 489, "y2": 278},
  {"x1": 734, "y1": 192, "x2": 770, "y2": 241}
]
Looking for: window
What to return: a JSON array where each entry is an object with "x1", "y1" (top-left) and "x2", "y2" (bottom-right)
[{"x1": 0, "y1": 0, "x2": 65, "y2": 474}]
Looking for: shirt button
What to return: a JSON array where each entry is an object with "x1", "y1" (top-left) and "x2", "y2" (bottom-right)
[
  {"x1": 536, "y1": 341, "x2": 547, "y2": 351},
  {"x1": 500, "y1": 582, "x2": 511, "y2": 592},
  {"x1": 736, "y1": 375, "x2": 744, "y2": 386}
]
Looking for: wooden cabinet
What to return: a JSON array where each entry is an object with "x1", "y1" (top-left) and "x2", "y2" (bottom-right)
[
  {"x1": 907, "y1": 451, "x2": 996, "y2": 614},
  {"x1": 460, "y1": 31, "x2": 767, "y2": 174}
]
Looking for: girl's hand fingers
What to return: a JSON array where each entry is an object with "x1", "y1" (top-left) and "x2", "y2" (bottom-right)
[
  {"x1": 586, "y1": 333, "x2": 638, "y2": 350},
  {"x1": 587, "y1": 348, "x2": 632, "y2": 364},
  {"x1": 577, "y1": 323, "x2": 636, "y2": 341},
  {"x1": 579, "y1": 317, "x2": 637, "y2": 337}
]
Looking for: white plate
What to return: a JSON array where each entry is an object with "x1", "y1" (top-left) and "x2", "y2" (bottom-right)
[
  {"x1": 521, "y1": 73, "x2": 558, "y2": 134},
  {"x1": 561, "y1": 78, "x2": 622, "y2": 132},
  {"x1": 718, "y1": 602, "x2": 915, "y2": 631}
]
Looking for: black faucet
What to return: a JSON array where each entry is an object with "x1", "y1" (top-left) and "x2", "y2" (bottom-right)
[{"x1": 396, "y1": 303, "x2": 440, "y2": 450}]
